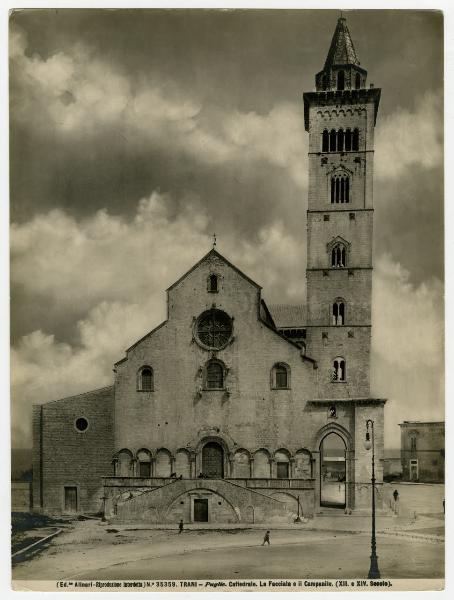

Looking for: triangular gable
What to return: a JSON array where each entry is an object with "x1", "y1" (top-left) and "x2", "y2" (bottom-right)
[{"x1": 166, "y1": 248, "x2": 262, "y2": 292}]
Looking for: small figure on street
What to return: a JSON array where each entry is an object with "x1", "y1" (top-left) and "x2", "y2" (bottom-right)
[
  {"x1": 392, "y1": 489, "x2": 399, "y2": 515},
  {"x1": 178, "y1": 519, "x2": 184, "y2": 534},
  {"x1": 261, "y1": 530, "x2": 271, "y2": 546}
]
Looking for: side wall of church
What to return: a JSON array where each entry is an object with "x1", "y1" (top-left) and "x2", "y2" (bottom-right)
[{"x1": 32, "y1": 387, "x2": 114, "y2": 514}]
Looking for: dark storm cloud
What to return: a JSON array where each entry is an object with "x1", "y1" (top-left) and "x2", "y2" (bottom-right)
[{"x1": 9, "y1": 9, "x2": 444, "y2": 448}]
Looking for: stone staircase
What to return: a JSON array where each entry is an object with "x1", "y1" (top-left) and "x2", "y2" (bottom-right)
[{"x1": 113, "y1": 478, "x2": 295, "y2": 524}]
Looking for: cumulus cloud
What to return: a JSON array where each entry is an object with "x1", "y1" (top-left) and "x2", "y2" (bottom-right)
[
  {"x1": 11, "y1": 191, "x2": 305, "y2": 318},
  {"x1": 10, "y1": 192, "x2": 309, "y2": 446},
  {"x1": 11, "y1": 193, "x2": 443, "y2": 448},
  {"x1": 375, "y1": 91, "x2": 443, "y2": 180},
  {"x1": 371, "y1": 254, "x2": 444, "y2": 447},
  {"x1": 9, "y1": 23, "x2": 444, "y2": 451},
  {"x1": 11, "y1": 300, "x2": 156, "y2": 446}
]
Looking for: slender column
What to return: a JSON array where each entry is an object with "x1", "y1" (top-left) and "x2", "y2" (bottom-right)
[
  {"x1": 190, "y1": 455, "x2": 196, "y2": 478},
  {"x1": 228, "y1": 453, "x2": 234, "y2": 478}
]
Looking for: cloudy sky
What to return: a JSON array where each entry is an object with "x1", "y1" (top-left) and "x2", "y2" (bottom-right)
[{"x1": 9, "y1": 8, "x2": 443, "y2": 450}]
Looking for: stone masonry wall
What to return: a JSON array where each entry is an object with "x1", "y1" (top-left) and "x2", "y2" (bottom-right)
[
  {"x1": 114, "y1": 253, "x2": 321, "y2": 459},
  {"x1": 32, "y1": 386, "x2": 114, "y2": 514},
  {"x1": 400, "y1": 422, "x2": 445, "y2": 482}
]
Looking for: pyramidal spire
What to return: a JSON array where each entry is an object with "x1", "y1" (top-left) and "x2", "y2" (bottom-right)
[
  {"x1": 324, "y1": 16, "x2": 360, "y2": 69},
  {"x1": 314, "y1": 16, "x2": 367, "y2": 93}
]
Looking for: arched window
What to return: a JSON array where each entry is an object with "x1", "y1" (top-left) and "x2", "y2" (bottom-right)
[
  {"x1": 205, "y1": 360, "x2": 224, "y2": 389},
  {"x1": 155, "y1": 448, "x2": 172, "y2": 477},
  {"x1": 272, "y1": 363, "x2": 290, "y2": 389},
  {"x1": 332, "y1": 299, "x2": 346, "y2": 325},
  {"x1": 337, "y1": 129, "x2": 344, "y2": 152},
  {"x1": 345, "y1": 128, "x2": 352, "y2": 151},
  {"x1": 331, "y1": 174, "x2": 350, "y2": 203},
  {"x1": 331, "y1": 243, "x2": 347, "y2": 268},
  {"x1": 332, "y1": 357, "x2": 346, "y2": 381},
  {"x1": 116, "y1": 449, "x2": 134, "y2": 476},
  {"x1": 208, "y1": 274, "x2": 218, "y2": 293},
  {"x1": 137, "y1": 449, "x2": 152, "y2": 478},
  {"x1": 138, "y1": 366, "x2": 154, "y2": 391},
  {"x1": 337, "y1": 70, "x2": 345, "y2": 91},
  {"x1": 352, "y1": 128, "x2": 359, "y2": 151},
  {"x1": 322, "y1": 129, "x2": 329, "y2": 152},
  {"x1": 275, "y1": 450, "x2": 290, "y2": 479},
  {"x1": 329, "y1": 129, "x2": 337, "y2": 152},
  {"x1": 355, "y1": 73, "x2": 361, "y2": 89}
]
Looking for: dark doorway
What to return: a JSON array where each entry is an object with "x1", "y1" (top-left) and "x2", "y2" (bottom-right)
[
  {"x1": 194, "y1": 498, "x2": 209, "y2": 522},
  {"x1": 277, "y1": 462, "x2": 289, "y2": 479},
  {"x1": 202, "y1": 442, "x2": 224, "y2": 478},
  {"x1": 139, "y1": 462, "x2": 151, "y2": 477},
  {"x1": 320, "y1": 433, "x2": 346, "y2": 508},
  {"x1": 64, "y1": 486, "x2": 78, "y2": 513}
]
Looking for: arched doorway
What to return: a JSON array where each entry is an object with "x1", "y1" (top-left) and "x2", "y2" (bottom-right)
[
  {"x1": 320, "y1": 433, "x2": 346, "y2": 508},
  {"x1": 202, "y1": 442, "x2": 224, "y2": 478}
]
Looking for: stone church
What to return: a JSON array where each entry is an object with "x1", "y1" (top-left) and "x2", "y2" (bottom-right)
[{"x1": 32, "y1": 17, "x2": 386, "y2": 523}]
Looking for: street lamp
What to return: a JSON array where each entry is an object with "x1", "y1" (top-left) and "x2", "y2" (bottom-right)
[
  {"x1": 365, "y1": 419, "x2": 381, "y2": 579},
  {"x1": 294, "y1": 495, "x2": 302, "y2": 523}
]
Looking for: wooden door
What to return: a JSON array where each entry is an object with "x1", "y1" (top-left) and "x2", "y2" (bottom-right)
[
  {"x1": 194, "y1": 499, "x2": 208, "y2": 522},
  {"x1": 64, "y1": 486, "x2": 78, "y2": 513},
  {"x1": 202, "y1": 442, "x2": 224, "y2": 478}
]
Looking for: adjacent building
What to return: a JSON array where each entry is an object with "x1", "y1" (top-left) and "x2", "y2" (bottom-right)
[
  {"x1": 32, "y1": 16, "x2": 387, "y2": 523},
  {"x1": 399, "y1": 421, "x2": 445, "y2": 483}
]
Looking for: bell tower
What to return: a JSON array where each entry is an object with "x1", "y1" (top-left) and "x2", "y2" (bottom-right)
[{"x1": 303, "y1": 16, "x2": 381, "y2": 400}]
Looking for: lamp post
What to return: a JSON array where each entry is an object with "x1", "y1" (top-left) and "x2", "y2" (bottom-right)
[
  {"x1": 364, "y1": 419, "x2": 380, "y2": 579},
  {"x1": 294, "y1": 495, "x2": 302, "y2": 523}
]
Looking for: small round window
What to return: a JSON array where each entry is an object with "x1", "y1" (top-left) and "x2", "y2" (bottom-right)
[
  {"x1": 75, "y1": 417, "x2": 89, "y2": 432},
  {"x1": 196, "y1": 309, "x2": 233, "y2": 350}
]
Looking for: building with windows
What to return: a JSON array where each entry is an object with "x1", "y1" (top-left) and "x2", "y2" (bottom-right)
[
  {"x1": 32, "y1": 16, "x2": 386, "y2": 523},
  {"x1": 399, "y1": 421, "x2": 444, "y2": 483}
]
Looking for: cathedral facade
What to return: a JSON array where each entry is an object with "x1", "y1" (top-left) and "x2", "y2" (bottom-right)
[{"x1": 32, "y1": 17, "x2": 386, "y2": 523}]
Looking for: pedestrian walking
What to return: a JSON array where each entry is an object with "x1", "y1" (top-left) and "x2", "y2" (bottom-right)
[
  {"x1": 392, "y1": 489, "x2": 399, "y2": 515},
  {"x1": 261, "y1": 530, "x2": 271, "y2": 546},
  {"x1": 178, "y1": 519, "x2": 184, "y2": 534}
]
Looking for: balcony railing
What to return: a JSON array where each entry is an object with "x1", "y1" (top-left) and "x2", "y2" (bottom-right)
[{"x1": 102, "y1": 476, "x2": 315, "y2": 489}]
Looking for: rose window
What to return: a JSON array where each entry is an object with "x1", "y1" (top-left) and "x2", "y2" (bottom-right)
[{"x1": 196, "y1": 309, "x2": 232, "y2": 350}]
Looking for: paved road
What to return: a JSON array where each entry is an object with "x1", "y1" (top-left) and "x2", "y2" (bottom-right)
[
  {"x1": 382, "y1": 483, "x2": 444, "y2": 516},
  {"x1": 74, "y1": 533, "x2": 443, "y2": 581}
]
